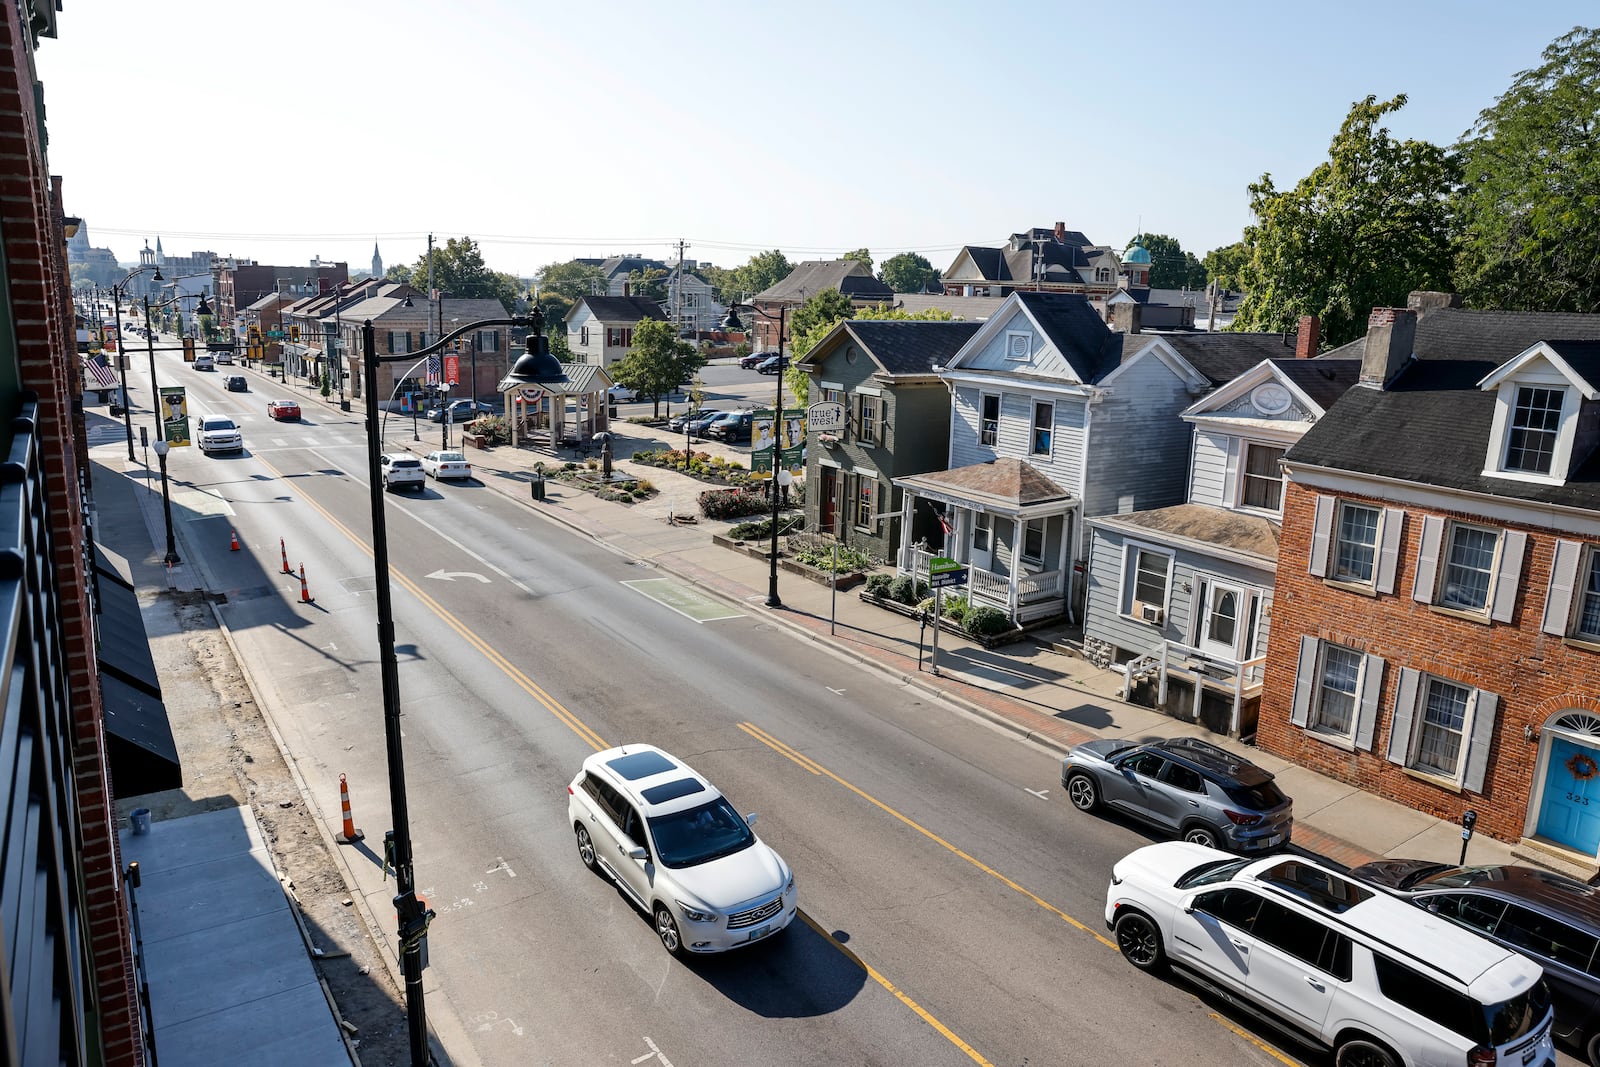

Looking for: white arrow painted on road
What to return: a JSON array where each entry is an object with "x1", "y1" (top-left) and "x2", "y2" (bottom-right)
[
  {"x1": 425, "y1": 569, "x2": 490, "y2": 583},
  {"x1": 1026, "y1": 788, "x2": 1050, "y2": 800}
]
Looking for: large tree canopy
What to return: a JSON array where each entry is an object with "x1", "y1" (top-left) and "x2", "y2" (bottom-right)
[
  {"x1": 1455, "y1": 26, "x2": 1600, "y2": 312},
  {"x1": 1230, "y1": 94, "x2": 1458, "y2": 347},
  {"x1": 733, "y1": 250, "x2": 793, "y2": 301},
  {"x1": 398, "y1": 237, "x2": 521, "y2": 310},
  {"x1": 610, "y1": 318, "x2": 704, "y2": 417},
  {"x1": 879, "y1": 252, "x2": 939, "y2": 293},
  {"x1": 1202, "y1": 242, "x2": 1248, "y2": 292},
  {"x1": 841, "y1": 247, "x2": 873, "y2": 273},
  {"x1": 1129, "y1": 233, "x2": 1207, "y2": 290}
]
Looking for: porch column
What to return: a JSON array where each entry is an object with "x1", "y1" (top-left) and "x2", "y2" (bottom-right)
[
  {"x1": 1058, "y1": 509, "x2": 1074, "y2": 622},
  {"x1": 896, "y1": 492, "x2": 915, "y2": 571}
]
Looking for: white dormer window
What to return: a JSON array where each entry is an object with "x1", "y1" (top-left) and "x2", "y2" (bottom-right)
[
  {"x1": 1479, "y1": 342, "x2": 1597, "y2": 485},
  {"x1": 1503, "y1": 386, "x2": 1564, "y2": 474}
]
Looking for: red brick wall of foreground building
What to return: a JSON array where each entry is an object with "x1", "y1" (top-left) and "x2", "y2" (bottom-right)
[{"x1": 1258, "y1": 479, "x2": 1600, "y2": 845}]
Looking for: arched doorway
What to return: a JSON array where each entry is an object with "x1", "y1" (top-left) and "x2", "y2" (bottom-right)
[{"x1": 1532, "y1": 711, "x2": 1600, "y2": 857}]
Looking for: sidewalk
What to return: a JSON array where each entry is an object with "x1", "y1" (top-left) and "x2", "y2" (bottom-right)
[{"x1": 409, "y1": 404, "x2": 1589, "y2": 881}]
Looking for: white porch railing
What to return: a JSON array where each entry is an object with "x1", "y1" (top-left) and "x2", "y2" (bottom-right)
[
  {"x1": 1155, "y1": 642, "x2": 1267, "y2": 737},
  {"x1": 899, "y1": 553, "x2": 1066, "y2": 622},
  {"x1": 969, "y1": 566, "x2": 1009, "y2": 603}
]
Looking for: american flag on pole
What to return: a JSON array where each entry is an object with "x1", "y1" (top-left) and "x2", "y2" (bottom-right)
[{"x1": 424, "y1": 355, "x2": 441, "y2": 385}]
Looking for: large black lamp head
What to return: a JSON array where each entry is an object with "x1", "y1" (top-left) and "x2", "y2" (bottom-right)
[
  {"x1": 195, "y1": 294, "x2": 214, "y2": 317},
  {"x1": 504, "y1": 330, "x2": 565, "y2": 385},
  {"x1": 720, "y1": 307, "x2": 745, "y2": 331},
  {"x1": 152, "y1": 267, "x2": 164, "y2": 282}
]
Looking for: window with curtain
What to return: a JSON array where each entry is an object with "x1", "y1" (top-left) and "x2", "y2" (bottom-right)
[{"x1": 1240, "y1": 444, "x2": 1286, "y2": 511}]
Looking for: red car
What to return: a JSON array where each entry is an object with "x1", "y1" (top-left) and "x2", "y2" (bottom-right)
[{"x1": 267, "y1": 399, "x2": 301, "y2": 421}]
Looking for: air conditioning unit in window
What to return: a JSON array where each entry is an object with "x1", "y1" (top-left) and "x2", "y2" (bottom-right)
[{"x1": 1139, "y1": 603, "x2": 1164, "y2": 625}]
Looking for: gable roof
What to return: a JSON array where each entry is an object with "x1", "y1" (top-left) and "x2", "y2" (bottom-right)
[
  {"x1": 756, "y1": 259, "x2": 881, "y2": 303},
  {"x1": 569, "y1": 295, "x2": 667, "y2": 323},
  {"x1": 1093, "y1": 504, "x2": 1281, "y2": 565},
  {"x1": 599, "y1": 255, "x2": 666, "y2": 280},
  {"x1": 1013, "y1": 291, "x2": 1122, "y2": 383},
  {"x1": 809, "y1": 320, "x2": 982, "y2": 377},
  {"x1": 1159, "y1": 331, "x2": 1299, "y2": 387},
  {"x1": 1272, "y1": 358, "x2": 1363, "y2": 410},
  {"x1": 1291, "y1": 317, "x2": 1600, "y2": 511}
]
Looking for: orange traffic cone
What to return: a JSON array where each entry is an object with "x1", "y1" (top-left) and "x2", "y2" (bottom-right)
[
  {"x1": 337, "y1": 773, "x2": 363, "y2": 843},
  {"x1": 298, "y1": 563, "x2": 313, "y2": 604},
  {"x1": 280, "y1": 537, "x2": 291, "y2": 574},
  {"x1": 230, "y1": 528, "x2": 240, "y2": 552}
]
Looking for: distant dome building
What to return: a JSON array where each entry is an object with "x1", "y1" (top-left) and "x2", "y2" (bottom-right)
[{"x1": 1120, "y1": 236, "x2": 1151, "y2": 288}]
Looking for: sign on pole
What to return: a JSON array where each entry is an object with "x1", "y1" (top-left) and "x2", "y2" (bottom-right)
[
  {"x1": 444, "y1": 353, "x2": 460, "y2": 386},
  {"x1": 928, "y1": 556, "x2": 968, "y2": 589},
  {"x1": 807, "y1": 400, "x2": 846, "y2": 433},
  {"x1": 752, "y1": 407, "x2": 807, "y2": 477},
  {"x1": 159, "y1": 386, "x2": 191, "y2": 446}
]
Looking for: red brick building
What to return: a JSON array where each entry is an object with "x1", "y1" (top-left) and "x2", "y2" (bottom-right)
[{"x1": 1260, "y1": 296, "x2": 1600, "y2": 868}]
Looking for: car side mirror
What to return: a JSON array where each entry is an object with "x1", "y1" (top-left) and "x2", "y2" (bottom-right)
[
  {"x1": 745, "y1": 812, "x2": 758, "y2": 828},
  {"x1": 627, "y1": 846, "x2": 647, "y2": 861}
]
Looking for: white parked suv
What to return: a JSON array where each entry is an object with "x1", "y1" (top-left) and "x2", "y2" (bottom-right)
[
  {"x1": 1106, "y1": 842, "x2": 1555, "y2": 1067},
  {"x1": 567, "y1": 745, "x2": 797, "y2": 956},
  {"x1": 196, "y1": 415, "x2": 242, "y2": 454}
]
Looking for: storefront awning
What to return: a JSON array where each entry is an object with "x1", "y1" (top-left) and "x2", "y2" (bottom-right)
[{"x1": 93, "y1": 546, "x2": 181, "y2": 796}]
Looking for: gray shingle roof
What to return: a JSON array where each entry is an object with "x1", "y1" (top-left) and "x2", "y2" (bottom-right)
[
  {"x1": 900, "y1": 458, "x2": 1073, "y2": 507},
  {"x1": 826, "y1": 320, "x2": 982, "y2": 377},
  {"x1": 756, "y1": 260, "x2": 883, "y2": 303},
  {"x1": 1014, "y1": 292, "x2": 1122, "y2": 383},
  {"x1": 1160, "y1": 331, "x2": 1298, "y2": 387},
  {"x1": 1544, "y1": 339, "x2": 1600, "y2": 390},
  {"x1": 1290, "y1": 312, "x2": 1600, "y2": 511},
  {"x1": 1272, "y1": 358, "x2": 1363, "y2": 410},
  {"x1": 571, "y1": 296, "x2": 666, "y2": 323}
]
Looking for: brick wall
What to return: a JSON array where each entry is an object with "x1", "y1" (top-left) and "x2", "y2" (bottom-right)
[
  {"x1": 0, "y1": 5, "x2": 142, "y2": 1062},
  {"x1": 1259, "y1": 480, "x2": 1600, "y2": 844}
]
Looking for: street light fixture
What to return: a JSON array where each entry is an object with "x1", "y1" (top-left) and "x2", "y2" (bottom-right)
[
  {"x1": 143, "y1": 292, "x2": 188, "y2": 566},
  {"x1": 109, "y1": 263, "x2": 164, "y2": 460},
  {"x1": 720, "y1": 301, "x2": 788, "y2": 609},
  {"x1": 358, "y1": 308, "x2": 564, "y2": 1067}
]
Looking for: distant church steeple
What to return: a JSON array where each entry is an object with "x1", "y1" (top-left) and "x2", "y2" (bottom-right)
[
  {"x1": 372, "y1": 241, "x2": 383, "y2": 280},
  {"x1": 154, "y1": 236, "x2": 166, "y2": 268}
]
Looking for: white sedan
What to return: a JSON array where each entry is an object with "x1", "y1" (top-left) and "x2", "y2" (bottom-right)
[{"x1": 421, "y1": 450, "x2": 472, "y2": 481}]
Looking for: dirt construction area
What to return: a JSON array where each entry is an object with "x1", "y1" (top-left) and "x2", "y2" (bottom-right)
[{"x1": 121, "y1": 586, "x2": 412, "y2": 1066}]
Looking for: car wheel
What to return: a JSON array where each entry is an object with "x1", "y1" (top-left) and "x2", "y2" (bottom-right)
[
  {"x1": 1114, "y1": 911, "x2": 1165, "y2": 972},
  {"x1": 1334, "y1": 1038, "x2": 1400, "y2": 1067},
  {"x1": 574, "y1": 824, "x2": 596, "y2": 871},
  {"x1": 654, "y1": 905, "x2": 685, "y2": 958},
  {"x1": 1586, "y1": 1029, "x2": 1600, "y2": 1067},
  {"x1": 1181, "y1": 824, "x2": 1220, "y2": 849},
  {"x1": 1066, "y1": 773, "x2": 1099, "y2": 812}
]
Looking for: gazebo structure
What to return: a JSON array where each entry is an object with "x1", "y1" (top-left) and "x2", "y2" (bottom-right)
[{"x1": 498, "y1": 361, "x2": 615, "y2": 449}]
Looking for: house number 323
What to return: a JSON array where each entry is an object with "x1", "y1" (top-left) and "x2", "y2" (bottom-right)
[{"x1": 1566, "y1": 792, "x2": 1591, "y2": 806}]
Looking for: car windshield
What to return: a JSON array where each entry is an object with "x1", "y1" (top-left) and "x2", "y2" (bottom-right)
[
  {"x1": 392, "y1": 459, "x2": 420, "y2": 468},
  {"x1": 647, "y1": 797, "x2": 755, "y2": 869},
  {"x1": 1482, "y1": 979, "x2": 1550, "y2": 1045},
  {"x1": 1175, "y1": 858, "x2": 1252, "y2": 890},
  {"x1": 437, "y1": 452, "x2": 464, "y2": 462},
  {"x1": 1222, "y1": 780, "x2": 1287, "y2": 810},
  {"x1": 205, "y1": 419, "x2": 236, "y2": 430}
]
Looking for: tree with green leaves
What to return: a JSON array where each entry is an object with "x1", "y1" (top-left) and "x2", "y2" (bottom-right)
[
  {"x1": 1455, "y1": 27, "x2": 1600, "y2": 312},
  {"x1": 1129, "y1": 233, "x2": 1208, "y2": 290},
  {"x1": 733, "y1": 250, "x2": 793, "y2": 301},
  {"x1": 879, "y1": 252, "x2": 939, "y2": 294},
  {"x1": 401, "y1": 237, "x2": 520, "y2": 310},
  {"x1": 842, "y1": 248, "x2": 874, "y2": 273},
  {"x1": 1230, "y1": 94, "x2": 1458, "y2": 346},
  {"x1": 538, "y1": 259, "x2": 608, "y2": 301},
  {"x1": 1202, "y1": 242, "x2": 1248, "y2": 292},
  {"x1": 547, "y1": 322, "x2": 574, "y2": 363},
  {"x1": 609, "y1": 318, "x2": 705, "y2": 417},
  {"x1": 627, "y1": 266, "x2": 669, "y2": 301}
]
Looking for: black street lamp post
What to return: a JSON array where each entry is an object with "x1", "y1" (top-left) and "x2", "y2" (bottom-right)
[
  {"x1": 359, "y1": 309, "x2": 564, "y2": 1066},
  {"x1": 721, "y1": 302, "x2": 787, "y2": 608},
  {"x1": 143, "y1": 292, "x2": 194, "y2": 566},
  {"x1": 110, "y1": 264, "x2": 163, "y2": 460}
]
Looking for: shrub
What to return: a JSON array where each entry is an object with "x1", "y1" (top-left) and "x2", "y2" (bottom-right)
[
  {"x1": 941, "y1": 594, "x2": 969, "y2": 623},
  {"x1": 634, "y1": 477, "x2": 654, "y2": 494},
  {"x1": 963, "y1": 605, "x2": 1010, "y2": 637},
  {"x1": 562, "y1": 462, "x2": 579, "y2": 471},
  {"x1": 864, "y1": 573, "x2": 893, "y2": 597},
  {"x1": 469, "y1": 414, "x2": 510, "y2": 446},
  {"x1": 889, "y1": 575, "x2": 928, "y2": 605},
  {"x1": 728, "y1": 515, "x2": 805, "y2": 541},
  {"x1": 585, "y1": 458, "x2": 598, "y2": 470},
  {"x1": 793, "y1": 544, "x2": 870, "y2": 573},
  {"x1": 699, "y1": 488, "x2": 770, "y2": 521}
]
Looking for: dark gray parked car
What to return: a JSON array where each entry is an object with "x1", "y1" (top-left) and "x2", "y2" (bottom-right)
[
  {"x1": 1351, "y1": 859, "x2": 1600, "y2": 1065},
  {"x1": 1060, "y1": 737, "x2": 1292, "y2": 853}
]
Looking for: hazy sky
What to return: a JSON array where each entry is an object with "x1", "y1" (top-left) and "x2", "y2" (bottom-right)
[{"x1": 38, "y1": 1, "x2": 1593, "y2": 280}]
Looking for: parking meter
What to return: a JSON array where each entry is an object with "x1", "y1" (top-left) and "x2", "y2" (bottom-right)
[{"x1": 1459, "y1": 809, "x2": 1478, "y2": 864}]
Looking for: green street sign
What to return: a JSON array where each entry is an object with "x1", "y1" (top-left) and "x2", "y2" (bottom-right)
[{"x1": 929, "y1": 557, "x2": 962, "y2": 575}]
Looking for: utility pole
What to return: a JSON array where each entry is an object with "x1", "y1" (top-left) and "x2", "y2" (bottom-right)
[{"x1": 675, "y1": 238, "x2": 687, "y2": 334}]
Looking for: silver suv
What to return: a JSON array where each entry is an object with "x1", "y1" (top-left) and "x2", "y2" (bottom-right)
[{"x1": 1061, "y1": 737, "x2": 1291, "y2": 852}]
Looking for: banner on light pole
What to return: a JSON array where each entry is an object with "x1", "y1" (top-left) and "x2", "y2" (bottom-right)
[{"x1": 159, "y1": 386, "x2": 191, "y2": 446}]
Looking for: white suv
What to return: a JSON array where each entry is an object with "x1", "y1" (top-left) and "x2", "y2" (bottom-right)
[
  {"x1": 1106, "y1": 842, "x2": 1555, "y2": 1067},
  {"x1": 379, "y1": 453, "x2": 425, "y2": 492},
  {"x1": 196, "y1": 415, "x2": 242, "y2": 454},
  {"x1": 567, "y1": 745, "x2": 797, "y2": 956}
]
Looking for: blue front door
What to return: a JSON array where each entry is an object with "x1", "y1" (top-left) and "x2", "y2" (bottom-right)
[{"x1": 1537, "y1": 736, "x2": 1600, "y2": 856}]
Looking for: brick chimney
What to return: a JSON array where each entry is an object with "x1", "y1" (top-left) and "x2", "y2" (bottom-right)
[
  {"x1": 1054, "y1": 221, "x2": 1066, "y2": 243},
  {"x1": 1111, "y1": 302, "x2": 1142, "y2": 334},
  {"x1": 621, "y1": 280, "x2": 630, "y2": 297},
  {"x1": 1406, "y1": 290, "x2": 1463, "y2": 318},
  {"x1": 1294, "y1": 315, "x2": 1320, "y2": 359},
  {"x1": 1359, "y1": 308, "x2": 1416, "y2": 389}
]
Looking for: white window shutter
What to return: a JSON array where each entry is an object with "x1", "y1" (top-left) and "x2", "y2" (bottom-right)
[
  {"x1": 1289, "y1": 636, "x2": 1319, "y2": 728},
  {"x1": 1375, "y1": 508, "x2": 1405, "y2": 594},
  {"x1": 1308, "y1": 496, "x2": 1334, "y2": 577},
  {"x1": 1222, "y1": 438, "x2": 1241, "y2": 506},
  {"x1": 1542, "y1": 539, "x2": 1582, "y2": 636},
  {"x1": 1462, "y1": 691, "x2": 1499, "y2": 794},
  {"x1": 1354, "y1": 653, "x2": 1385, "y2": 751},
  {"x1": 1490, "y1": 530, "x2": 1527, "y2": 624},
  {"x1": 1412, "y1": 516, "x2": 1444, "y2": 604},
  {"x1": 1387, "y1": 668, "x2": 1420, "y2": 764}
]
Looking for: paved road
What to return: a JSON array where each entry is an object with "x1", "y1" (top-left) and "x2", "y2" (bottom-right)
[{"x1": 115, "y1": 335, "x2": 1463, "y2": 1066}]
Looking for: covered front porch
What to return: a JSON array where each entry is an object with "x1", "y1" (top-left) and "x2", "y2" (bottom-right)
[{"x1": 894, "y1": 458, "x2": 1078, "y2": 625}]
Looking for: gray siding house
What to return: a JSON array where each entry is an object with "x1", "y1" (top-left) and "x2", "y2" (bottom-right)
[
  {"x1": 893, "y1": 291, "x2": 1216, "y2": 624},
  {"x1": 800, "y1": 320, "x2": 981, "y2": 562},
  {"x1": 1084, "y1": 335, "x2": 1361, "y2": 736}
]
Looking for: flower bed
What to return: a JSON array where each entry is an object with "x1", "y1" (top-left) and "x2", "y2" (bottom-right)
[
  {"x1": 631, "y1": 448, "x2": 753, "y2": 487},
  {"x1": 539, "y1": 461, "x2": 657, "y2": 504}
]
